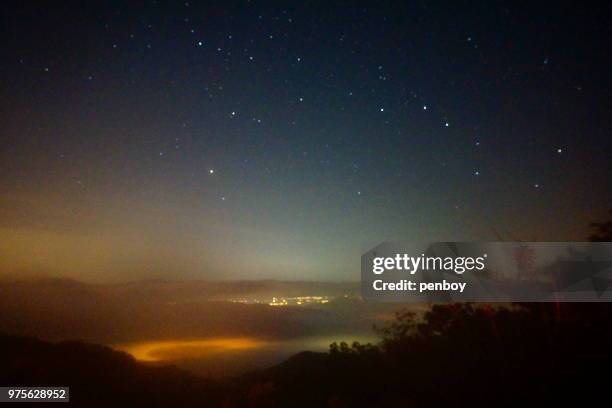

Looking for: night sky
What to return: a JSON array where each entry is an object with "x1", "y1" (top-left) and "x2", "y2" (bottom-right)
[{"x1": 1, "y1": 1, "x2": 610, "y2": 282}]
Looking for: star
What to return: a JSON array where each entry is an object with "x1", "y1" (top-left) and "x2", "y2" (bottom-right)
[
  {"x1": 557, "y1": 148, "x2": 563, "y2": 154},
  {"x1": 209, "y1": 169, "x2": 214, "y2": 174}
]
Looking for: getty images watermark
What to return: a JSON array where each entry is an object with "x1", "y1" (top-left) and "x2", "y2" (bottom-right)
[{"x1": 361, "y1": 242, "x2": 612, "y2": 302}]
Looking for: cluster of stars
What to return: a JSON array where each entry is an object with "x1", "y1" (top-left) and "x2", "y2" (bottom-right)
[{"x1": 18, "y1": 1, "x2": 588, "y2": 214}]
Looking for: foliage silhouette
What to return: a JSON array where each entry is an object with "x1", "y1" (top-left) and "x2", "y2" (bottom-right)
[
  {"x1": 590, "y1": 209, "x2": 612, "y2": 241},
  {"x1": 235, "y1": 302, "x2": 611, "y2": 407}
]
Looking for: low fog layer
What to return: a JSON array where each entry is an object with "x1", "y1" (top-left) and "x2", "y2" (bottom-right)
[
  {"x1": 0, "y1": 278, "x2": 417, "y2": 375},
  {"x1": 0, "y1": 278, "x2": 369, "y2": 342}
]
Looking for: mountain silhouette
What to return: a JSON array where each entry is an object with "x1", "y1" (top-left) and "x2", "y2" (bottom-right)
[{"x1": 3, "y1": 302, "x2": 612, "y2": 407}]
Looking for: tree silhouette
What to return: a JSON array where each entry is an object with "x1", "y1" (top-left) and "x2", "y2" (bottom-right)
[{"x1": 589, "y1": 209, "x2": 612, "y2": 241}]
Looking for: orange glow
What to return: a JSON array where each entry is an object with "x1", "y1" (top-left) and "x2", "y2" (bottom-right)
[{"x1": 114, "y1": 337, "x2": 271, "y2": 362}]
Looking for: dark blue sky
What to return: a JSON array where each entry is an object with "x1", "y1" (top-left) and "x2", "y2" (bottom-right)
[{"x1": 1, "y1": 1, "x2": 610, "y2": 281}]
